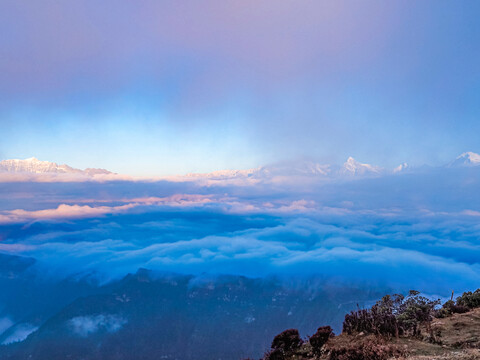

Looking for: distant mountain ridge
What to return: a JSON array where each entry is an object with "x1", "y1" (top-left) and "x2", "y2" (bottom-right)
[
  {"x1": 0, "y1": 157, "x2": 112, "y2": 176},
  {"x1": 190, "y1": 151, "x2": 480, "y2": 181},
  {"x1": 1, "y1": 152, "x2": 480, "y2": 181},
  {"x1": 184, "y1": 158, "x2": 389, "y2": 182},
  {"x1": 183, "y1": 157, "x2": 403, "y2": 182}
]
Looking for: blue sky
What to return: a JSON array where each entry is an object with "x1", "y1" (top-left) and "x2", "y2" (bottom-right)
[{"x1": 1, "y1": 1, "x2": 480, "y2": 175}]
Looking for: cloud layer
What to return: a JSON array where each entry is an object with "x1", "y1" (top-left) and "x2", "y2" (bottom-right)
[{"x1": 1, "y1": 167, "x2": 480, "y2": 296}]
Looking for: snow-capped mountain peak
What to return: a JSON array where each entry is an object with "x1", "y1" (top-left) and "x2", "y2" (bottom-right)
[
  {"x1": 393, "y1": 163, "x2": 409, "y2": 173},
  {"x1": 0, "y1": 157, "x2": 72, "y2": 173},
  {"x1": 448, "y1": 152, "x2": 480, "y2": 167},
  {"x1": 342, "y1": 157, "x2": 381, "y2": 175},
  {"x1": 0, "y1": 157, "x2": 111, "y2": 176}
]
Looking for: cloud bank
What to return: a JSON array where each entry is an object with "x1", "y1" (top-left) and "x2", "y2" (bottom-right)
[{"x1": 1, "y1": 166, "x2": 480, "y2": 296}]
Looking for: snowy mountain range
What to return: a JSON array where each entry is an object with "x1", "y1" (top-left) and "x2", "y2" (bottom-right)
[
  {"x1": 181, "y1": 152, "x2": 480, "y2": 182},
  {"x1": 0, "y1": 157, "x2": 112, "y2": 176},
  {"x1": 1, "y1": 152, "x2": 479, "y2": 182},
  {"x1": 184, "y1": 157, "x2": 394, "y2": 182}
]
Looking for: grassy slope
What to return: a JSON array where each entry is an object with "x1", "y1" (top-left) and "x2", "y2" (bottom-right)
[
  {"x1": 396, "y1": 307, "x2": 480, "y2": 359},
  {"x1": 279, "y1": 308, "x2": 480, "y2": 359}
]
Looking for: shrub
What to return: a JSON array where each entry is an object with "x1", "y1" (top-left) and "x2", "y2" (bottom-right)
[
  {"x1": 343, "y1": 294, "x2": 403, "y2": 337},
  {"x1": 343, "y1": 291, "x2": 440, "y2": 338},
  {"x1": 271, "y1": 328, "x2": 303, "y2": 352},
  {"x1": 396, "y1": 290, "x2": 440, "y2": 337},
  {"x1": 456, "y1": 289, "x2": 480, "y2": 310},
  {"x1": 436, "y1": 300, "x2": 469, "y2": 318},
  {"x1": 309, "y1": 326, "x2": 333, "y2": 355},
  {"x1": 263, "y1": 348, "x2": 285, "y2": 360},
  {"x1": 264, "y1": 329, "x2": 303, "y2": 359}
]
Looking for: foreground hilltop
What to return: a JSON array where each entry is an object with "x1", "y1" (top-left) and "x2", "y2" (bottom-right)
[
  {"x1": 321, "y1": 309, "x2": 480, "y2": 360},
  {"x1": 259, "y1": 289, "x2": 480, "y2": 360}
]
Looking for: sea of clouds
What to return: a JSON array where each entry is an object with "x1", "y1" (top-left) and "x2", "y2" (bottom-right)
[{"x1": 0, "y1": 167, "x2": 479, "y2": 297}]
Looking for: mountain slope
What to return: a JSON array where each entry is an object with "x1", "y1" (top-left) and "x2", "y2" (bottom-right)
[{"x1": 0, "y1": 270, "x2": 385, "y2": 360}]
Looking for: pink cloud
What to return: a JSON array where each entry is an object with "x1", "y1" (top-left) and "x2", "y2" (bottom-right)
[
  {"x1": 0, "y1": 203, "x2": 137, "y2": 224},
  {"x1": 0, "y1": 172, "x2": 135, "y2": 183},
  {"x1": 128, "y1": 194, "x2": 214, "y2": 206},
  {"x1": 0, "y1": 194, "x2": 218, "y2": 224}
]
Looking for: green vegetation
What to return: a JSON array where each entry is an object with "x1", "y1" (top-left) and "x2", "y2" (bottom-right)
[
  {"x1": 343, "y1": 290, "x2": 440, "y2": 339},
  {"x1": 265, "y1": 329, "x2": 304, "y2": 360},
  {"x1": 258, "y1": 288, "x2": 480, "y2": 360},
  {"x1": 456, "y1": 289, "x2": 480, "y2": 310},
  {"x1": 436, "y1": 288, "x2": 480, "y2": 318}
]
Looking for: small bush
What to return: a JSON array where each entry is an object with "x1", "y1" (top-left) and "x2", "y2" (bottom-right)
[
  {"x1": 264, "y1": 328, "x2": 303, "y2": 359},
  {"x1": 309, "y1": 326, "x2": 333, "y2": 355},
  {"x1": 396, "y1": 290, "x2": 440, "y2": 337},
  {"x1": 271, "y1": 328, "x2": 303, "y2": 352},
  {"x1": 263, "y1": 348, "x2": 285, "y2": 360},
  {"x1": 456, "y1": 289, "x2": 480, "y2": 310},
  {"x1": 436, "y1": 300, "x2": 469, "y2": 318},
  {"x1": 343, "y1": 291, "x2": 440, "y2": 338}
]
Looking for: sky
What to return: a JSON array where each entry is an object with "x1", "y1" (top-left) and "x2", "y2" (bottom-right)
[
  {"x1": 2, "y1": 4, "x2": 480, "y2": 353},
  {"x1": 1, "y1": 1, "x2": 480, "y2": 175}
]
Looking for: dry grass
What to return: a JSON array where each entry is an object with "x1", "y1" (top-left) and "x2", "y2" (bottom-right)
[
  {"x1": 262, "y1": 308, "x2": 480, "y2": 359},
  {"x1": 399, "y1": 349, "x2": 480, "y2": 360},
  {"x1": 431, "y1": 308, "x2": 480, "y2": 349},
  {"x1": 320, "y1": 308, "x2": 480, "y2": 359}
]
